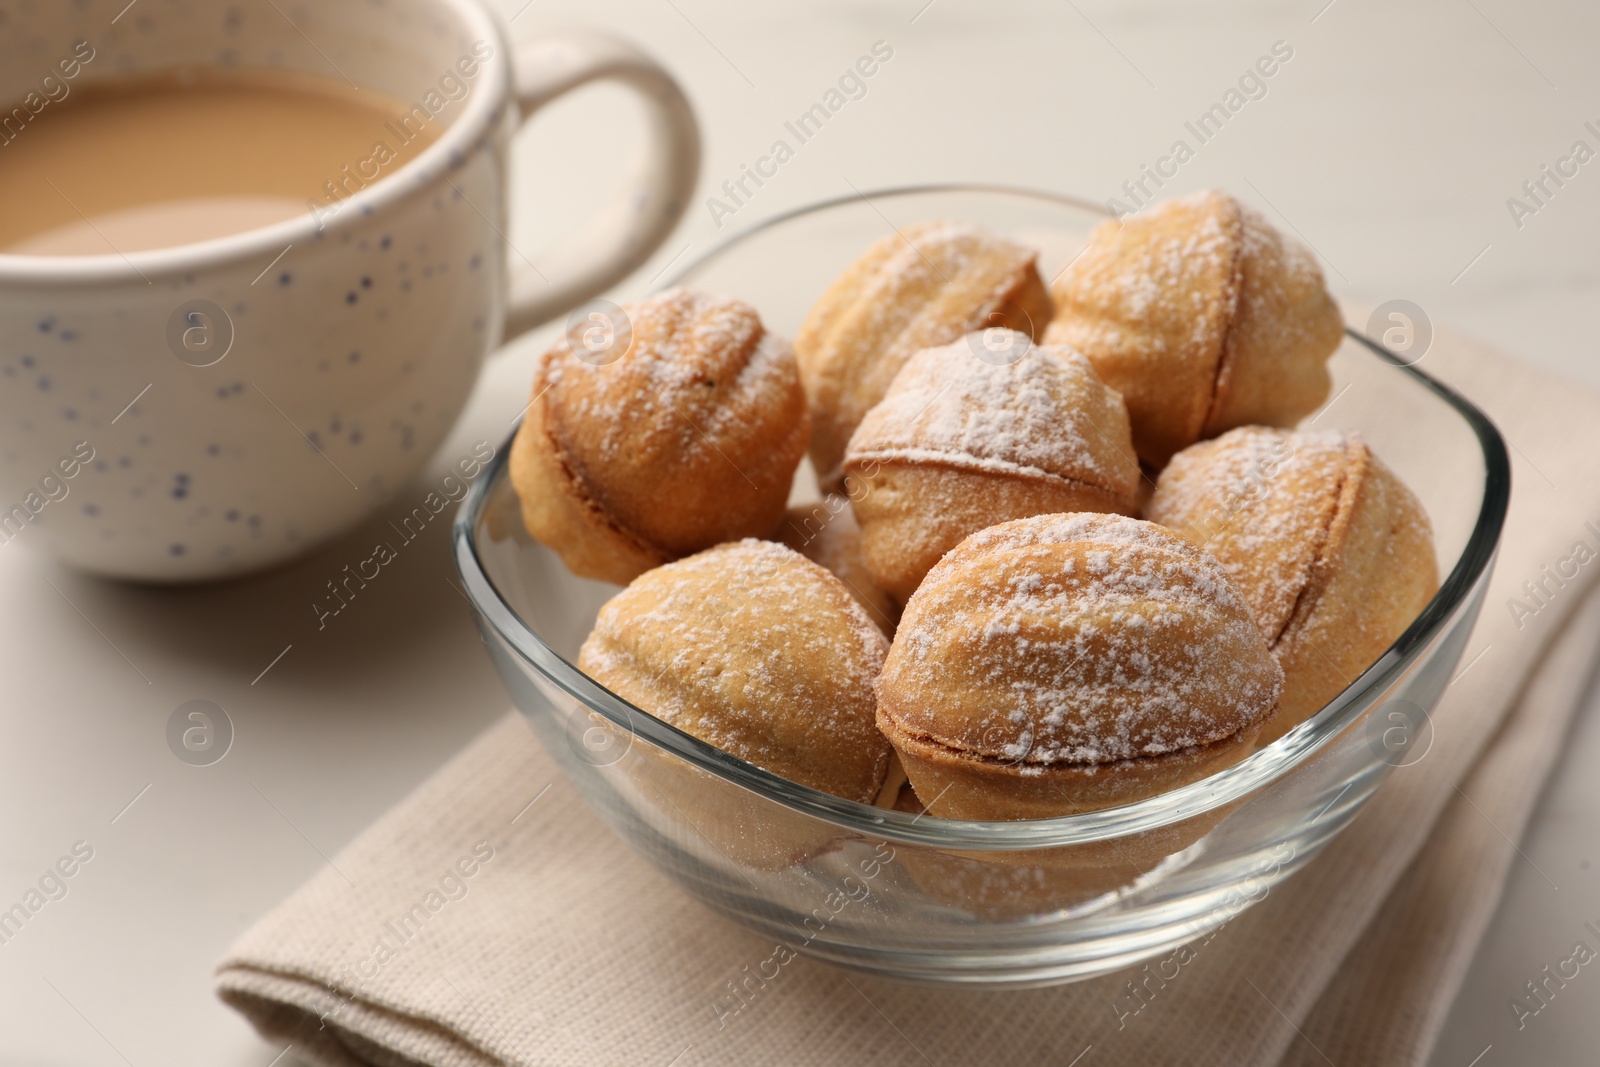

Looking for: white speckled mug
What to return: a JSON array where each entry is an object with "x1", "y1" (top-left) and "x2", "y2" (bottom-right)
[{"x1": 0, "y1": 0, "x2": 699, "y2": 581}]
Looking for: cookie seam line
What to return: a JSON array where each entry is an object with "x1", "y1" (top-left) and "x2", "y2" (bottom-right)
[
  {"x1": 536, "y1": 359, "x2": 670, "y2": 570},
  {"x1": 841, "y1": 447, "x2": 1133, "y2": 503},
  {"x1": 879, "y1": 713, "x2": 1260, "y2": 771},
  {"x1": 1199, "y1": 197, "x2": 1249, "y2": 438},
  {"x1": 1269, "y1": 437, "x2": 1362, "y2": 653}
]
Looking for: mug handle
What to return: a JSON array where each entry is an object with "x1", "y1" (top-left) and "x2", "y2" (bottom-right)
[{"x1": 501, "y1": 28, "x2": 701, "y2": 341}]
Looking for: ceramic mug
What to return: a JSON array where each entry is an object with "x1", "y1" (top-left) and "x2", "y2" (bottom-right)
[{"x1": 0, "y1": 0, "x2": 699, "y2": 581}]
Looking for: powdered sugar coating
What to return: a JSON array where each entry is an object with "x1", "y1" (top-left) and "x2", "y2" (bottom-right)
[
  {"x1": 1042, "y1": 191, "x2": 1242, "y2": 465},
  {"x1": 794, "y1": 219, "x2": 1049, "y2": 480},
  {"x1": 844, "y1": 336, "x2": 1139, "y2": 497},
  {"x1": 1150, "y1": 424, "x2": 1439, "y2": 744},
  {"x1": 1146, "y1": 426, "x2": 1352, "y2": 644},
  {"x1": 512, "y1": 287, "x2": 810, "y2": 578},
  {"x1": 1084, "y1": 193, "x2": 1238, "y2": 353},
  {"x1": 879, "y1": 513, "x2": 1281, "y2": 764},
  {"x1": 817, "y1": 221, "x2": 1039, "y2": 352},
  {"x1": 1051, "y1": 192, "x2": 1239, "y2": 366},
  {"x1": 1226, "y1": 203, "x2": 1338, "y2": 373},
  {"x1": 578, "y1": 539, "x2": 891, "y2": 802},
  {"x1": 543, "y1": 288, "x2": 799, "y2": 469},
  {"x1": 776, "y1": 498, "x2": 899, "y2": 634}
]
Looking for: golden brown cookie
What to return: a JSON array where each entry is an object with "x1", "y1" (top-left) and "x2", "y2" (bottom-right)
[
  {"x1": 1145, "y1": 426, "x2": 1439, "y2": 742},
  {"x1": 795, "y1": 221, "x2": 1052, "y2": 484},
  {"x1": 578, "y1": 539, "x2": 891, "y2": 803},
  {"x1": 876, "y1": 513, "x2": 1281, "y2": 821},
  {"x1": 841, "y1": 334, "x2": 1142, "y2": 603},
  {"x1": 1044, "y1": 190, "x2": 1343, "y2": 467},
  {"x1": 509, "y1": 288, "x2": 809, "y2": 586},
  {"x1": 777, "y1": 497, "x2": 899, "y2": 635}
]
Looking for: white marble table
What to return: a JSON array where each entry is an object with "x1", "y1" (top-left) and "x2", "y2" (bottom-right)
[{"x1": 2, "y1": 1, "x2": 1597, "y2": 1064}]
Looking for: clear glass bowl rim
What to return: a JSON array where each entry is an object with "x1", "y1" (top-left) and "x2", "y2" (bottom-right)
[{"x1": 453, "y1": 182, "x2": 1511, "y2": 851}]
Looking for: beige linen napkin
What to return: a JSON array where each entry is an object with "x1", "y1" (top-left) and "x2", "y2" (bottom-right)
[{"x1": 217, "y1": 327, "x2": 1600, "y2": 1067}]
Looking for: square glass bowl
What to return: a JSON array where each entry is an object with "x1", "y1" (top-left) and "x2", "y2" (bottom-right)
[{"x1": 454, "y1": 185, "x2": 1508, "y2": 986}]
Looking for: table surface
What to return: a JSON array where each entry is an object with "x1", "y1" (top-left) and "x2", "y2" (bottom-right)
[{"x1": 3, "y1": 1, "x2": 1598, "y2": 1064}]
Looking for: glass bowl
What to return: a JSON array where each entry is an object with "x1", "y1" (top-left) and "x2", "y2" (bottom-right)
[{"x1": 453, "y1": 185, "x2": 1508, "y2": 987}]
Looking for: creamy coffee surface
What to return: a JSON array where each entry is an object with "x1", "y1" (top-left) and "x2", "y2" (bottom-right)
[{"x1": 0, "y1": 70, "x2": 439, "y2": 254}]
